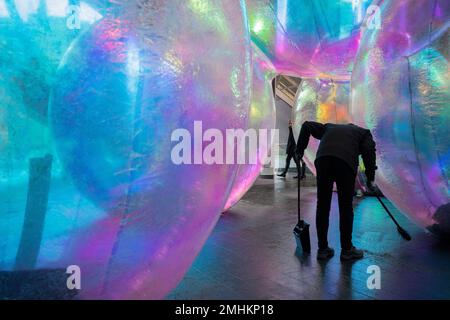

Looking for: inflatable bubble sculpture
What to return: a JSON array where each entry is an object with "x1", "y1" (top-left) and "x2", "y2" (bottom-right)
[
  {"x1": 1, "y1": 0, "x2": 252, "y2": 298},
  {"x1": 0, "y1": 0, "x2": 449, "y2": 301},
  {"x1": 223, "y1": 45, "x2": 276, "y2": 211},
  {"x1": 247, "y1": 0, "x2": 373, "y2": 80},
  {"x1": 351, "y1": 0, "x2": 450, "y2": 236}
]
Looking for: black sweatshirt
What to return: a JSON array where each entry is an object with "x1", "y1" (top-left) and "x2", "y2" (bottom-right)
[{"x1": 296, "y1": 121, "x2": 377, "y2": 181}]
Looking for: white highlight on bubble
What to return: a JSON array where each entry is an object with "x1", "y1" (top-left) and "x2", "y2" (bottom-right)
[
  {"x1": 79, "y1": 2, "x2": 102, "y2": 24},
  {"x1": 253, "y1": 20, "x2": 264, "y2": 33},
  {"x1": 0, "y1": 0, "x2": 101, "y2": 23},
  {"x1": 352, "y1": 0, "x2": 364, "y2": 24},
  {"x1": 276, "y1": 0, "x2": 288, "y2": 54},
  {"x1": 46, "y1": 0, "x2": 68, "y2": 17},
  {"x1": 14, "y1": 0, "x2": 39, "y2": 22},
  {"x1": 0, "y1": 0, "x2": 9, "y2": 17}
]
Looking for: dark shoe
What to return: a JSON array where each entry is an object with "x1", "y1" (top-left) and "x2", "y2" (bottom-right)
[
  {"x1": 300, "y1": 175, "x2": 306, "y2": 180},
  {"x1": 317, "y1": 247, "x2": 335, "y2": 260},
  {"x1": 293, "y1": 175, "x2": 298, "y2": 179},
  {"x1": 277, "y1": 173, "x2": 286, "y2": 177},
  {"x1": 340, "y1": 247, "x2": 364, "y2": 261}
]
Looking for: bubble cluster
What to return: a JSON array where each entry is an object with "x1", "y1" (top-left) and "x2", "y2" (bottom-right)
[{"x1": 0, "y1": 0, "x2": 448, "y2": 302}]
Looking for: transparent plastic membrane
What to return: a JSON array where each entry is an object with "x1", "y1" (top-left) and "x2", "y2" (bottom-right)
[
  {"x1": 0, "y1": 0, "x2": 251, "y2": 298},
  {"x1": 351, "y1": 0, "x2": 450, "y2": 236},
  {"x1": 223, "y1": 45, "x2": 276, "y2": 211},
  {"x1": 0, "y1": 0, "x2": 448, "y2": 301},
  {"x1": 247, "y1": 0, "x2": 373, "y2": 80}
]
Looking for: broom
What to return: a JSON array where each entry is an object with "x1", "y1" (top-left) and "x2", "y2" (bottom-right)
[
  {"x1": 376, "y1": 195, "x2": 412, "y2": 241},
  {"x1": 293, "y1": 158, "x2": 311, "y2": 253}
]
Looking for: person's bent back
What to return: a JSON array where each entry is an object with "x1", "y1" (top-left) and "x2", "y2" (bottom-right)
[{"x1": 296, "y1": 122, "x2": 376, "y2": 183}]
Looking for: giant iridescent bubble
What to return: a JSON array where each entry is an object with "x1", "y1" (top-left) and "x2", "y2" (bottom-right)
[
  {"x1": 0, "y1": 0, "x2": 104, "y2": 176},
  {"x1": 223, "y1": 45, "x2": 276, "y2": 211},
  {"x1": 351, "y1": 0, "x2": 450, "y2": 236},
  {"x1": 0, "y1": 0, "x2": 104, "y2": 277},
  {"x1": 1, "y1": 0, "x2": 252, "y2": 299},
  {"x1": 247, "y1": 0, "x2": 374, "y2": 80}
]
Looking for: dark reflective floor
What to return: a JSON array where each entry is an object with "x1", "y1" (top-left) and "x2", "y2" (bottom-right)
[{"x1": 168, "y1": 176, "x2": 450, "y2": 300}]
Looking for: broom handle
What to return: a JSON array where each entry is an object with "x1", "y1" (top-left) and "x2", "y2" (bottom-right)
[
  {"x1": 297, "y1": 159, "x2": 301, "y2": 223},
  {"x1": 376, "y1": 195, "x2": 401, "y2": 228}
]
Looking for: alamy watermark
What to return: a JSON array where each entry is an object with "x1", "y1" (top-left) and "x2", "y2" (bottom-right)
[
  {"x1": 171, "y1": 121, "x2": 280, "y2": 167},
  {"x1": 366, "y1": 265, "x2": 381, "y2": 290},
  {"x1": 66, "y1": 265, "x2": 81, "y2": 290},
  {"x1": 66, "y1": 5, "x2": 81, "y2": 30},
  {"x1": 352, "y1": 0, "x2": 382, "y2": 30}
]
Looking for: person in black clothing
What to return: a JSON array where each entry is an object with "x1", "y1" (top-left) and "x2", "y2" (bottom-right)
[
  {"x1": 278, "y1": 120, "x2": 306, "y2": 179},
  {"x1": 296, "y1": 121, "x2": 377, "y2": 261}
]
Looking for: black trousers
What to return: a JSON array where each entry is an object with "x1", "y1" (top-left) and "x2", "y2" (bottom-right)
[
  {"x1": 281, "y1": 154, "x2": 305, "y2": 176},
  {"x1": 314, "y1": 156, "x2": 356, "y2": 250}
]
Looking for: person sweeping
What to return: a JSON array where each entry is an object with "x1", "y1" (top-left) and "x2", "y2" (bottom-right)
[{"x1": 296, "y1": 121, "x2": 377, "y2": 261}]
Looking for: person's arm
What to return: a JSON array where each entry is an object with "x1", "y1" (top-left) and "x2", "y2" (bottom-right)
[
  {"x1": 295, "y1": 121, "x2": 325, "y2": 158},
  {"x1": 360, "y1": 131, "x2": 377, "y2": 183}
]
